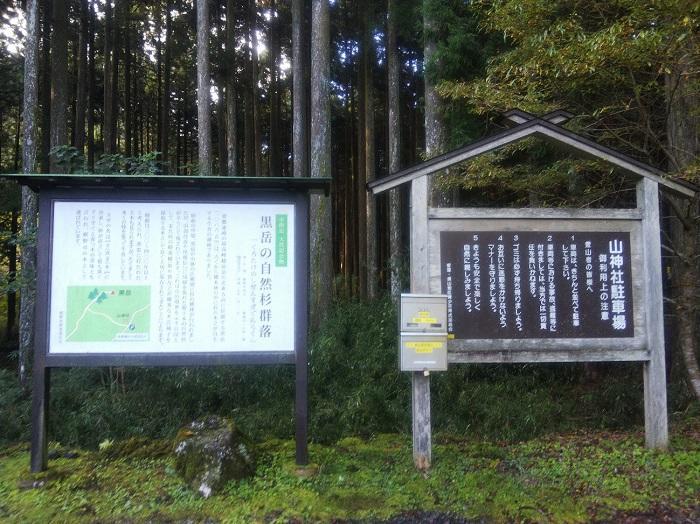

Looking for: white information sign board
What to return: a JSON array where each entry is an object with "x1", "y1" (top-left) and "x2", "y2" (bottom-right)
[{"x1": 49, "y1": 201, "x2": 295, "y2": 354}]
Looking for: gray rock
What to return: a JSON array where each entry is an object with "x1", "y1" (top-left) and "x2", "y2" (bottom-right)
[{"x1": 173, "y1": 415, "x2": 256, "y2": 498}]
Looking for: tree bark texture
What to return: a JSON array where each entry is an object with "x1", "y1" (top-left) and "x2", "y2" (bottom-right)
[
  {"x1": 196, "y1": 0, "x2": 213, "y2": 176},
  {"x1": 387, "y1": 0, "x2": 402, "y2": 299},
  {"x1": 39, "y1": 0, "x2": 50, "y2": 173},
  {"x1": 665, "y1": 43, "x2": 700, "y2": 400},
  {"x1": 423, "y1": 0, "x2": 451, "y2": 207},
  {"x1": 49, "y1": 0, "x2": 69, "y2": 171},
  {"x1": 225, "y1": 0, "x2": 238, "y2": 176},
  {"x1": 20, "y1": 0, "x2": 41, "y2": 388},
  {"x1": 103, "y1": 0, "x2": 114, "y2": 154},
  {"x1": 356, "y1": 0, "x2": 368, "y2": 297},
  {"x1": 161, "y1": 1, "x2": 172, "y2": 169},
  {"x1": 310, "y1": 0, "x2": 332, "y2": 329},
  {"x1": 363, "y1": 4, "x2": 377, "y2": 298},
  {"x1": 110, "y1": 0, "x2": 122, "y2": 153},
  {"x1": 124, "y1": 11, "x2": 132, "y2": 156},
  {"x1": 87, "y1": 0, "x2": 95, "y2": 170},
  {"x1": 249, "y1": 0, "x2": 262, "y2": 177},
  {"x1": 74, "y1": 0, "x2": 89, "y2": 152},
  {"x1": 292, "y1": 0, "x2": 309, "y2": 178},
  {"x1": 269, "y1": 0, "x2": 282, "y2": 177}
]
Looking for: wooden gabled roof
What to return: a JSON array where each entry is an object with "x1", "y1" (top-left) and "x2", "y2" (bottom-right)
[{"x1": 368, "y1": 110, "x2": 696, "y2": 198}]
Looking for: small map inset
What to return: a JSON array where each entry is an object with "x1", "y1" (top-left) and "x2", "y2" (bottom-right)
[{"x1": 65, "y1": 286, "x2": 150, "y2": 342}]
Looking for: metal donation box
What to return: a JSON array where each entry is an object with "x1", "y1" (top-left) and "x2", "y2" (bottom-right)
[{"x1": 399, "y1": 294, "x2": 448, "y2": 372}]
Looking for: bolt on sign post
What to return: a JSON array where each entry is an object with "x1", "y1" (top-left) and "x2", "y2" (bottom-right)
[
  {"x1": 4, "y1": 174, "x2": 330, "y2": 473},
  {"x1": 368, "y1": 110, "x2": 698, "y2": 470}
]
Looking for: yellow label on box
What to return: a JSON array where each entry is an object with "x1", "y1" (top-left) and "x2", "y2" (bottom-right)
[
  {"x1": 405, "y1": 341, "x2": 445, "y2": 353},
  {"x1": 411, "y1": 311, "x2": 438, "y2": 324}
]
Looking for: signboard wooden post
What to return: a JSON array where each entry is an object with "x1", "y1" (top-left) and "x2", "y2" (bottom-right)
[
  {"x1": 6, "y1": 174, "x2": 330, "y2": 472},
  {"x1": 369, "y1": 110, "x2": 697, "y2": 469}
]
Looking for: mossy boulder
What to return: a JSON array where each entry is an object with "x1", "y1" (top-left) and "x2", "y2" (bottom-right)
[{"x1": 173, "y1": 415, "x2": 256, "y2": 497}]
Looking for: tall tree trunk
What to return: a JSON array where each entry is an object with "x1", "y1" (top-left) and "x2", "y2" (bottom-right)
[
  {"x1": 110, "y1": 0, "x2": 121, "y2": 153},
  {"x1": 217, "y1": 95, "x2": 227, "y2": 175},
  {"x1": 343, "y1": 103, "x2": 352, "y2": 287},
  {"x1": 155, "y1": 0, "x2": 163, "y2": 153},
  {"x1": 243, "y1": 1, "x2": 254, "y2": 176},
  {"x1": 356, "y1": 0, "x2": 367, "y2": 297},
  {"x1": 423, "y1": 0, "x2": 450, "y2": 206},
  {"x1": 49, "y1": 0, "x2": 69, "y2": 171},
  {"x1": 175, "y1": 97, "x2": 182, "y2": 174},
  {"x1": 74, "y1": 0, "x2": 88, "y2": 153},
  {"x1": 39, "y1": 0, "x2": 51, "y2": 173},
  {"x1": 349, "y1": 66, "x2": 358, "y2": 291},
  {"x1": 14, "y1": 105, "x2": 21, "y2": 171},
  {"x1": 19, "y1": 0, "x2": 40, "y2": 388},
  {"x1": 87, "y1": 0, "x2": 96, "y2": 170},
  {"x1": 160, "y1": 1, "x2": 172, "y2": 171},
  {"x1": 269, "y1": 0, "x2": 282, "y2": 176},
  {"x1": 364, "y1": 3, "x2": 377, "y2": 298},
  {"x1": 387, "y1": 0, "x2": 402, "y2": 299},
  {"x1": 292, "y1": 0, "x2": 309, "y2": 179},
  {"x1": 196, "y1": 0, "x2": 213, "y2": 175},
  {"x1": 666, "y1": 43, "x2": 700, "y2": 400},
  {"x1": 310, "y1": 0, "x2": 332, "y2": 329},
  {"x1": 225, "y1": 0, "x2": 238, "y2": 176},
  {"x1": 124, "y1": 15, "x2": 132, "y2": 156},
  {"x1": 249, "y1": 0, "x2": 262, "y2": 177},
  {"x1": 243, "y1": 55, "x2": 254, "y2": 174},
  {"x1": 103, "y1": 0, "x2": 114, "y2": 154}
]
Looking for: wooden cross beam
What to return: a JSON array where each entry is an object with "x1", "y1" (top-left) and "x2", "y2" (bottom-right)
[{"x1": 502, "y1": 108, "x2": 574, "y2": 125}]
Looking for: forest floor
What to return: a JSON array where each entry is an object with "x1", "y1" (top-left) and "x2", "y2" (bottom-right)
[{"x1": 0, "y1": 416, "x2": 699, "y2": 523}]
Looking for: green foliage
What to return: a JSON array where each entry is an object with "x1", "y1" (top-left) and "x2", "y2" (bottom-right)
[
  {"x1": 0, "y1": 369, "x2": 30, "y2": 444},
  {"x1": 0, "y1": 298, "x2": 697, "y2": 449},
  {"x1": 0, "y1": 422, "x2": 698, "y2": 522},
  {"x1": 48, "y1": 146, "x2": 85, "y2": 174},
  {"x1": 438, "y1": 0, "x2": 699, "y2": 154},
  {"x1": 429, "y1": 0, "x2": 700, "y2": 202},
  {"x1": 46, "y1": 147, "x2": 166, "y2": 177},
  {"x1": 95, "y1": 152, "x2": 164, "y2": 176},
  {"x1": 0, "y1": 298, "x2": 695, "y2": 450},
  {"x1": 309, "y1": 297, "x2": 410, "y2": 441}
]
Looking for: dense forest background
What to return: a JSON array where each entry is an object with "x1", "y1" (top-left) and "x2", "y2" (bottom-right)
[{"x1": 0, "y1": 0, "x2": 698, "y2": 446}]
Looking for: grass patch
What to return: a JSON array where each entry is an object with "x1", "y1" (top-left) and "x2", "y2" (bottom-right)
[{"x1": 0, "y1": 418, "x2": 698, "y2": 523}]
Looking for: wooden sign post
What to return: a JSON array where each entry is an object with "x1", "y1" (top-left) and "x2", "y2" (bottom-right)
[{"x1": 370, "y1": 110, "x2": 697, "y2": 469}]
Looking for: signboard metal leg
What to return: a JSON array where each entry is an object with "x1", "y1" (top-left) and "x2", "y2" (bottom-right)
[
  {"x1": 295, "y1": 341, "x2": 309, "y2": 465},
  {"x1": 30, "y1": 365, "x2": 50, "y2": 473},
  {"x1": 638, "y1": 178, "x2": 668, "y2": 449},
  {"x1": 412, "y1": 372, "x2": 431, "y2": 470}
]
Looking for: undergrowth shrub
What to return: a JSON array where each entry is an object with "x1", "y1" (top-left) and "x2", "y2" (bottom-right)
[{"x1": 0, "y1": 296, "x2": 695, "y2": 447}]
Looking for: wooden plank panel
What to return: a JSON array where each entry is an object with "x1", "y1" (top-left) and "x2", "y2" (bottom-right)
[
  {"x1": 447, "y1": 337, "x2": 645, "y2": 352},
  {"x1": 448, "y1": 349, "x2": 649, "y2": 364},
  {"x1": 428, "y1": 207, "x2": 643, "y2": 221}
]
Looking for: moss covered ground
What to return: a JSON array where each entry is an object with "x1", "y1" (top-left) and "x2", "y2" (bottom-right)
[{"x1": 0, "y1": 417, "x2": 698, "y2": 523}]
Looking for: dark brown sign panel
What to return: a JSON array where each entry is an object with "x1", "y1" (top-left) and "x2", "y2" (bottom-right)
[{"x1": 440, "y1": 231, "x2": 634, "y2": 339}]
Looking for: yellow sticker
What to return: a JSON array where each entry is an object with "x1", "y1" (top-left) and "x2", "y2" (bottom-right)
[
  {"x1": 405, "y1": 341, "x2": 445, "y2": 353},
  {"x1": 411, "y1": 311, "x2": 438, "y2": 324}
]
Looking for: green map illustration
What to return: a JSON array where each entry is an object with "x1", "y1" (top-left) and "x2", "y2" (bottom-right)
[{"x1": 65, "y1": 286, "x2": 151, "y2": 342}]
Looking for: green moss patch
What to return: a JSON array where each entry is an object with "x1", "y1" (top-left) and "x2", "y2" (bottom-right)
[{"x1": 1, "y1": 418, "x2": 699, "y2": 523}]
